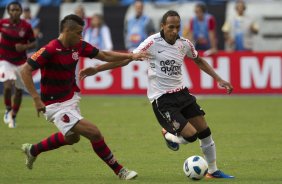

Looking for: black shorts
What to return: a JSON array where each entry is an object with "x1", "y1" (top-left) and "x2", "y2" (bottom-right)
[{"x1": 152, "y1": 88, "x2": 205, "y2": 135}]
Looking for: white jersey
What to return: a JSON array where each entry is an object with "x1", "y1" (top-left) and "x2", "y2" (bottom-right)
[{"x1": 133, "y1": 31, "x2": 198, "y2": 103}]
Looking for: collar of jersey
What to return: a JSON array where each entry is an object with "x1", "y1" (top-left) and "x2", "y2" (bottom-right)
[{"x1": 160, "y1": 30, "x2": 180, "y2": 45}]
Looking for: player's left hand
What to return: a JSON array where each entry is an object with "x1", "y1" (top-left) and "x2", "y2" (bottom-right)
[
  {"x1": 79, "y1": 67, "x2": 98, "y2": 80},
  {"x1": 218, "y1": 80, "x2": 233, "y2": 94},
  {"x1": 15, "y1": 43, "x2": 27, "y2": 52}
]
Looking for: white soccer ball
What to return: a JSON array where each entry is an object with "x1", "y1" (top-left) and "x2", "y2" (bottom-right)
[{"x1": 183, "y1": 155, "x2": 208, "y2": 180}]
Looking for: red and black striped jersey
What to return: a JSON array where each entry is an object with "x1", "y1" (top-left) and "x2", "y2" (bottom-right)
[
  {"x1": 0, "y1": 18, "x2": 35, "y2": 66},
  {"x1": 27, "y1": 39, "x2": 99, "y2": 105}
]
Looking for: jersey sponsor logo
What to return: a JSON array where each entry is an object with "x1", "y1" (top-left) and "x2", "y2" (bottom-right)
[
  {"x1": 160, "y1": 60, "x2": 181, "y2": 76},
  {"x1": 72, "y1": 51, "x2": 79, "y2": 60},
  {"x1": 141, "y1": 40, "x2": 153, "y2": 52},
  {"x1": 150, "y1": 63, "x2": 155, "y2": 68},
  {"x1": 158, "y1": 50, "x2": 165, "y2": 53},
  {"x1": 154, "y1": 37, "x2": 163, "y2": 42},
  {"x1": 31, "y1": 48, "x2": 45, "y2": 61},
  {"x1": 61, "y1": 114, "x2": 70, "y2": 123},
  {"x1": 56, "y1": 48, "x2": 62, "y2": 51}
]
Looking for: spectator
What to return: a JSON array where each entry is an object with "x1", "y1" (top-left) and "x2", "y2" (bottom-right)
[
  {"x1": 84, "y1": 14, "x2": 113, "y2": 51},
  {"x1": 124, "y1": 0, "x2": 155, "y2": 51},
  {"x1": 22, "y1": 5, "x2": 42, "y2": 56},
  {"x1": 74, "y1": 4, "x2": 91, "y2": 37},
  {"x1": 222, "y1": 0, "x2": 258, "y2": 51},
  {"x1": 182, "y1": 2, "x2": 217, "y2": 56}
]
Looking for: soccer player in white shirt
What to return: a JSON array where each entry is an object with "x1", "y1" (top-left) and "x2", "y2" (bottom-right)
[{"x1": 79, "y1": 10, "x2": 234, "y2": 179}]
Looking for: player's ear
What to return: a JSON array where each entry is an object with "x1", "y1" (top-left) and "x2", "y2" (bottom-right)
[{"x1": 160, "y1": 23, "x2": 165, "y2": 30}]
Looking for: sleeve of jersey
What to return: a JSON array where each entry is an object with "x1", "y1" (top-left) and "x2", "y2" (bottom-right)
[
  {"x1": 185, "y1": 40, "x2": 198, "y2": 59},
  {"x1": 81, "y1": 41, "x2": 99, "y2": 58},
  {"x1": 27, "y1": 48, "x2": 50, "y2": 70},
  {"x1": 132, "y1": 37, "x2": 153, "y2": 54}
]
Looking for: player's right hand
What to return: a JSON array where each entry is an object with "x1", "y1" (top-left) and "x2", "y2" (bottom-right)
[{"x1": 33, "y1": 97, "x2": 46, "y2": 117}]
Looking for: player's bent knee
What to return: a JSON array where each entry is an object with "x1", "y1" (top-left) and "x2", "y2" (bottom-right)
[
  {"x1": 198, "y1": 127, "x2": 211, "y2": 140},
  {"x1": 65, "y1": 134, "x2": 81, "y2": 145},
  {"x1": 183, "y1": 133, "x2": 198, "y2": 143},
  {"x1": 84, "y1": 125, "x2": 103, "y2": 141}
]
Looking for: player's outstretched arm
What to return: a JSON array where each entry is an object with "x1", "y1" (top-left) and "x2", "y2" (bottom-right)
[
  {"x1": 95, "y1": 50, "x2": 148, "y2": 62},
  {"x1": 193, "y1": 56, "x2": 233, "y2": 94},
  {"x1": 79, "y1": 59, "x2": 131, "y2": 80},
  {"x1": 20, "y1": 63, "x2": 46, "y2": 116}
]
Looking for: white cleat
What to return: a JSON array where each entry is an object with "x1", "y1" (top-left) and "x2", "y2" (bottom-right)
[
  {"x1": 21, "y1": 143, "x2": 37, "y2": 170},
  {"x1": 3, "y1": 110, "x2": 12, "y2": 124},
  {"x1": 118, "y1": 168, "x2": 138, "y2": 180},
  {"x1": 8, "y1": 118, "x2": 16, "y2": 128}
]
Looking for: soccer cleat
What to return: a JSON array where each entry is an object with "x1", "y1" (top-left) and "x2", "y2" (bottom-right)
[
  {"x1": 161, "y1": 128, "x2": 179, "y2": 151},
  {"x1": 22, "y1": 143, "x2": 37, "y2": 170},
  {"x1": 3, "y1": 110, "x2": 12, "y2": 124},
  {"x1": 205, "y1": 170, "x2": 235, "y2": 179},
  {"x1": 118, "y1": 168, "x2": 138, "y2": 180},
  {"x1": 8, "y1": 118, "x2": 16, "y2": 128}
]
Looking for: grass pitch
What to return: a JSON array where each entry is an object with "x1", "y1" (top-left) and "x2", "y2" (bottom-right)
[{"x1": 0, "y1": 95, "x2": 281, "y2": 184}]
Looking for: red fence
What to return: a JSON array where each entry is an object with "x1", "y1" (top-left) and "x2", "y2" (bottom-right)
[{"x1": 79, "y1": 51, "x2": 282, "y2": 95}]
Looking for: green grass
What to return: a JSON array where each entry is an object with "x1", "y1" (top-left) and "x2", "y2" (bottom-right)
[{"x1": 0, "y1": 95, "x2": 282, "y2": 184}]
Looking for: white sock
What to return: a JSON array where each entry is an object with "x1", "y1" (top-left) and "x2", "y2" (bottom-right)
[
  {"x1": 200, "y1": 135, "x2": 218, "y2": 174},
  {"x1": 164, "y1": 132, "x2": 189, "y2": 144}
]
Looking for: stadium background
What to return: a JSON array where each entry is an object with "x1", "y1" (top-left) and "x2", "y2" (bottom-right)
[{"x1": 0, "y1": 0, "x2": 281, "y2": 95}]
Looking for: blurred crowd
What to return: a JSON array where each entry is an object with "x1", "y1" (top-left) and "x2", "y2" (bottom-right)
[
  {"x1": 74, "y1": 0, "x2": 258, "y2": 54},
  {"x1": 0, "y1": 0, "x2": 230, "y2": 7},
  {"x1": 0, "y1": 0, "x2": 260, "y2": 53}
]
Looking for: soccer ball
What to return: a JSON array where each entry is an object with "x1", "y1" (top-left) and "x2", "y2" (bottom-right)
[{"x1": 183, "y1": 155, "x2": 208, "y2": 180}]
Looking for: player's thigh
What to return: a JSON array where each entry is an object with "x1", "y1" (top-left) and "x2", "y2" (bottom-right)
[
  {"x1": 71, "y1": 119, "x2": 102, "y2": 140},
  {"x1": 181, "y1": 102, "x2": 207, "y2": 132},
  {"x1": 3, "y1": 80, "x2": 13, "y2": 89},
  {"x1": 180, "y1": 122, "x2": 197, "y2": 138},
  {"x1": 187, "y1": 116, "x2": 208, "y2": 132}
]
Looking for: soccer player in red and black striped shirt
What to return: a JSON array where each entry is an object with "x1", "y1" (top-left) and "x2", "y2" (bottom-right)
[
  {"x1": 0, "y1": 1, "x2": 36, "y2": 128},
  {"x1": 20, "y1": 14, "x2": 147, "y2": 180}
]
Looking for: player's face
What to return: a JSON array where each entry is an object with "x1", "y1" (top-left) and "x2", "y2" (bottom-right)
[
  {"x1": 67, "y1": 25, "x2": 83, "y2": 46},
  {"x1": 8, "y1": 4, "x2": 22, "y2": 21},
  {"x1": 162, "y1": 16, "x2": 180, "y2": 45}
]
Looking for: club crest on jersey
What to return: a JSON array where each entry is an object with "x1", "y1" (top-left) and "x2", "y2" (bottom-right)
[
  {"x1": 177, "y1": 43, "x2": 186, "y2": 55},
  {"x1": 72, "y1": 51, "x2": 79, "y2": 60},
  {"x1": 19, "y1": 29, "x2": 25, "y2": 37},
  {"x1": 61, "y1": 114, "x2": 70, "y2": 123}
]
